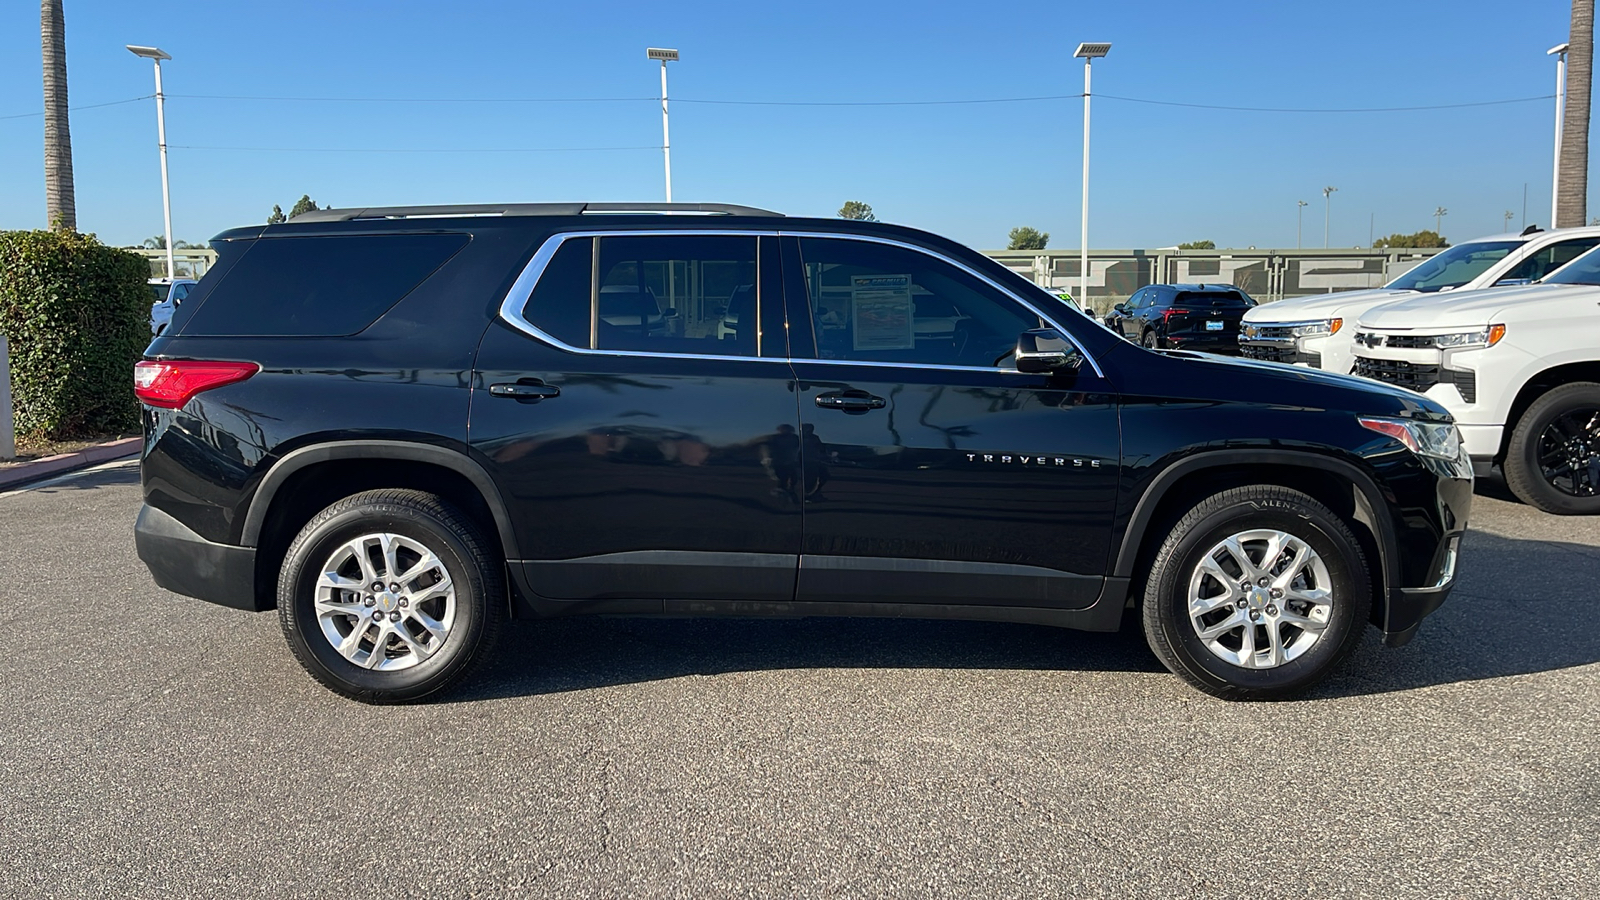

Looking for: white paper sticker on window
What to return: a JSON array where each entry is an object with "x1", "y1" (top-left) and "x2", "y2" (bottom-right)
[{"x1": 850, "y1": 274, "x2": 915, "y2": 351}]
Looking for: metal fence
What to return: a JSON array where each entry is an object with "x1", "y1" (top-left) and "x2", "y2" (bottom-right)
[
  {"x1": 982, "y1": 247, "x2": 1444, "y2": 310},
  {"x1": 132, "y1": 245, "x2": 1444, "y2": 309}
]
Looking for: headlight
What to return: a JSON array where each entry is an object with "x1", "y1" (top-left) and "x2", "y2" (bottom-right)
[
  {"x1": 1358, "y1": 417, "x2": 1463, "y2": 460},
  {"x1": 1289, "y1": 318, "x2": 1342, "y2": 338},
  {"x1": 1429, "y1": 324, "x2": 1506, "y2": 349}
]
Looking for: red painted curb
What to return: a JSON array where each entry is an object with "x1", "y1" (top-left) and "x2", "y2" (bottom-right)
[{"x1": 0, "y1": 436, "x2": 141, "y2": 490}]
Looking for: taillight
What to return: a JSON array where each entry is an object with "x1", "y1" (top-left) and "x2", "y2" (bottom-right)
[{"x1": 133, "y1": 360, "x2": 260, "y2": 409}]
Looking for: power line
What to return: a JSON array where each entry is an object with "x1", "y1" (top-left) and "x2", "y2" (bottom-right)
[
  {"x1": 1097, "y1": 93, "x2": 1555, "y2": 113},
  {"x1": 674, "y1": 94, "x2": 1084, "y2": 106},
  {"x1": 170, "y1": 144, "x2": 660, "y2": 153},
  {"x1": 0, "y1": 95, "x2": 151, "y2": 121},
  {"x1": 169, "y1": 94, "x2": 655, "y2": 104}
]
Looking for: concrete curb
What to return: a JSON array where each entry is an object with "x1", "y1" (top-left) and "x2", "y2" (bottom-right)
[{"x1": 0, "y1": 436, "x2": 141, "y2": 490}]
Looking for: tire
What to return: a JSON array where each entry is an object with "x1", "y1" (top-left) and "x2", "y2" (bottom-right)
[
  {"x1": 1503, "y1": 382, "x2": 1600, "y2": 515},
  {"x1": 1140, "y1": 486, "x2": 1371, "y2": 701},
  {"x1": 278, "y1": 489, "x2": 504, "y2": 704},
  {"x1": 1141, "y1": 330, "x2": 1159, "y2": 349}
]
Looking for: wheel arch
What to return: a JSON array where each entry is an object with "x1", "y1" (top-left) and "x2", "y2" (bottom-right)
[
  {"x1": 241, "y1": 441, "x2": 520, "y2": 610},
  {"x1": 1496, "y1": 362, "x2": 1600, "y2": 462},
  {"x1": 1112, "y1": 450, "x2": 1399, "y2": 630}
]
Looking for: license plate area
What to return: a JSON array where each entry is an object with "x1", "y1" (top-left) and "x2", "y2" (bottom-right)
[{"x1": 1206, "y1": 320, "x2": 1224, "y2": 331}]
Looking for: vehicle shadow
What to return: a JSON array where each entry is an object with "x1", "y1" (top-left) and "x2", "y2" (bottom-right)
[{"x1": 453, "y1": 527, "x2": 1600, "y2": 703}]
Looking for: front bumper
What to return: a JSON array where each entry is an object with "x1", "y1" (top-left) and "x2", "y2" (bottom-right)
[
  {"x1": 135, "y1": 503, "x2": 264, "y2": 611},
  {"x1": 1373, "y1": 460, "x2": 1471, "y2": 646}
]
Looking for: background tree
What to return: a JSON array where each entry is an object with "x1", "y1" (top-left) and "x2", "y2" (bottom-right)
[
  {"x1": 1007, "y1": 227, "x2": 1049, "y2": 250},
  {"x1": 41, "y1": 0, "x2": 75, "y2": 232},
  {"x1": 289, "y1": 195, "x2": 321, "y2": 219},
  {"x1": 1559, "y1": 0, "x2": 1593, "y2": 228},
  {"x1": 140, "y1": 236, "x2": 197, "y2": 250},
  {"x1": 837, "y1": 201, "x2": 875, "y2": 221},
  {"x1": 267, "y1": 205, "x2": 286, "y2": 225},
  {"x1": 1372, "y1": 230, "x2": 1448, "y2": 249},
  {"x1": 1177, "y1": 239, "x2": 1215, "y2": 250}
]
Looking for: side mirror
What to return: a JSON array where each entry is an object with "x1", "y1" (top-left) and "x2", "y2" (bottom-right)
[
  {"x1": 663, "y1": 307, "x2": 679, "y2": 318},
  {"x1": 1015, "y1": 328, "x2": 1082, "y2": 374},
  {"x1": 1112, "y1": 302, "x2": 1129, "y2": 315},
  {"x1": 1083, "y1": 306, "x2": 1097, "y2": 318}
]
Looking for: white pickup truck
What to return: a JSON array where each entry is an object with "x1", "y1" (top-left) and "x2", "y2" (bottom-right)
[
  {"x1": 1350, "y1": 248, "x2": 1600, "y2": 514},
  {"x1": 1239, "y1": 226, "x2": 1600, "y2": 374}
]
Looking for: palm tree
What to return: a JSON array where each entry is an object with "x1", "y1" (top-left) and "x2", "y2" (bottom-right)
[
  {"x1": 41, "y1": 0, "x2": 75, "y2": 232},
  {"x1": 1559, "y1": 0, "x2": 1593, "y2": 228}
]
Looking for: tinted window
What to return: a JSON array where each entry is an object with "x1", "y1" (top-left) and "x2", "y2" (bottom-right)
[
  {"x1": 1498, "y1": 238, "x2": 1600, "y2": 283},
  {"x1": 1385, "y1": 241, "x2": 1520, "y2": 292},
  {"x1": 182, "y1": 233, "x2": 468, "y2": 336},
  {"x1": 595, "y1": 235, "x2": 759, "y2": 356},
  {"x1": 1538, "y1": 244, "x2": 1600, "y2": 285},
  {"x1": 522, "y1": 237, "x2": 592, "y2": 347},
  {"x1": 150, "y1": 283, "x2": 170, "y2": 302},
  {"x1": 797, "y1": 238, "x2": 1040, "y2": 367},
  {"x1": 1173, "y1": 290, "x2": 1251, "y2": 308}
]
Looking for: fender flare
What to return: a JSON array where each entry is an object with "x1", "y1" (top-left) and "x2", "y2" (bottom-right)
[
  {"x1": 1112, "y1": 449, "x2": 1400, "y2": 602},
  {"x1": 239, "y1": 440, "x2": 520, "y2": 558}
]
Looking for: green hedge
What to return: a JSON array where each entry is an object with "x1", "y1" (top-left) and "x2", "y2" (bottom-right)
[{"x1": 0, "y1": 230, "x2": 151, "y2": 441}]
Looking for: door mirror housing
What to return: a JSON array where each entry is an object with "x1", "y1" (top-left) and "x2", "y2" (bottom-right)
[{"x1": 1014, "y1": 328, "x2": 1082, "y2": 373}]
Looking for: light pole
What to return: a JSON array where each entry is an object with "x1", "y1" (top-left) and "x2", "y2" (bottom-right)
[
  {"x1": 1296, "y1": 200, "x2": 1308, "y2": 248},
  {"x1": 1433, "y1": 206, "x2": 1448, "y2": 235},
  {"x1": 127, "y1": 45, "x2": 175, "y2": 280},
  {"x1": 1074, "y1": 42, "x2": 1110, "y2": 307},
  {"x1": 1549, "y1": 43, "x2": 1568, "y2": 227},
  {"x1": 647, "y1": 48, "x2": 679, "y2": 202},
  {"x1": 1322, "y1": 186, "x2": 1337, "y2": 248},
  {"x1": 1504, "y1": 210, "x2": 1515, "y2": 231}
]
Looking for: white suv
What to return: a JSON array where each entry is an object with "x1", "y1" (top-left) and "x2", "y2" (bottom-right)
[
  {"x1": 149, "y1": 277, "x2": 197, "y2": 336},
  {"x1": 1350, "y1": 248, "x2": 1600, "y2": 514},
  {"x1": 1239, "y1": 226, "x2": 1600, "y2": 374}
]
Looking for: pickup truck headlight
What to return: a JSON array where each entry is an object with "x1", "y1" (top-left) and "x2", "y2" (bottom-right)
[
  {"x1": 1429, "y1": 324, "x2": 1506, "y2": 349},
  {"x1": 1358, "y1": 417, "x2": 1463, "y2": 460},
  {"x1": 1290, "y1": 318, "x2": 1342, "y2": 338}
]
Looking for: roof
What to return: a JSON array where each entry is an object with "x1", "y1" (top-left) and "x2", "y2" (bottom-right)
[{"x1": 287, "y1": 202, "x2": 784, "y2": 223}]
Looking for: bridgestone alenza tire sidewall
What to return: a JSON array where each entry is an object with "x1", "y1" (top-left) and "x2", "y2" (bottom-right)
[
  {"x1": 278, "y1": 492, "x2": 496, "y2": 703},
  {"x1": 1144, "y1": 490, "x2": 1370, "y2": 699}
]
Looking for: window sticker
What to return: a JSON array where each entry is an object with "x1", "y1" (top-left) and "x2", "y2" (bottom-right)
[{"x1": 850, "y1": 274, "x2": 915, "y2": 351}]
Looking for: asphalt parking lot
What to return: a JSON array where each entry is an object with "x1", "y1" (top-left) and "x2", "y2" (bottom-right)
[{"x1": 1, "y1": 460, "x2": 1595, "y2": 899}]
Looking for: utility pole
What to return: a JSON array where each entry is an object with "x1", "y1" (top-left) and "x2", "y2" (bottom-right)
[
  {"x1": 1297, "y1": 200, "x2": 1308, "y2": 248},
  {"x1": 1322, "y1": 186, "x2": 1337, "y2": 248},
  {"x1": 1434, "y1": 206, "x2": 1448, "y2": 235},
  {"x1": 1074, "y1": 42, "x2": 1111, "y2": 309}
]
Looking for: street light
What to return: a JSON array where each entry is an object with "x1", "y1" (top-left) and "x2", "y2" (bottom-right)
[
  {"x1": 1074, "y1": 41, "x2": 1110, "y2": 308},
  {"x1": 1322, "y1": 186, "x2": 1338, "y2": 248},
  {"x1": 1434, "y1": 206, "x2": 1448, "y2": 235},
  {"x1": 127, "y1": 44, "x2": 174, "y2": 280},
  {"x1": 1297, "y1": 200, "x2": 1308, "y2": 248},
  {"x1": 1549, "y1": 43, "x2": 1569, "y2": 226},
  {"x1": 1504, "y1": 210, "x2": 1515, "y2": 231},
  {"x1": 647, "y1": 48, "x2": 679, "y2": 202}
]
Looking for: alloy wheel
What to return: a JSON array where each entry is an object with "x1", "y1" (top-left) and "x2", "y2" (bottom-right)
[
  {"x1": 1537, "y1": 407, "x2": 1600, "y2": 497},
  {"x1": 1186, "y1": 528, "x2": 1333, "y2": 669},
  {"x1": 313, "y1": 532, "x2": 456, "y2": 671}
]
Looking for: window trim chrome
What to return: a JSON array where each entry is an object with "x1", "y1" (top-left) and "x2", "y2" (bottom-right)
[{"x1": 496, "y1": 228, "x2": 1105, "y2": 378}]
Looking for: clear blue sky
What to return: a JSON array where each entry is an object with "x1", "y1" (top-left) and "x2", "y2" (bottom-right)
[{"x1": 0, "y1": 0, "x2": 1588, "y2": 250}]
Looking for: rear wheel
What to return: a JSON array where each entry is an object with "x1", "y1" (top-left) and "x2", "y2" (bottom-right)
[
  {"x1": 1141, "y1": 486, "x2": 1371, "y2": 700},
  {"x1": 1504, "y1": 382, "x2": 1600, "y2": 515},
  {"x1": 278, "y1": 489, "x2": 503, "y2": 703},
  {"x1": 1141, "y1": 330, "x2": 1159, "y2": 349}
]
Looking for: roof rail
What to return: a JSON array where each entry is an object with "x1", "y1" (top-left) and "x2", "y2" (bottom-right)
[{"x1": 287, "y1": 202, "x2": 784, "y2": 223}]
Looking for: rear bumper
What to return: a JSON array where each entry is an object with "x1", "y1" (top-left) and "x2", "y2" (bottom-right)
[
  {"x1": 135, "y1": 503, "x2": 264, "y2": 611},
  {"x1": 1165, "y1": 334, "x2": 1242, "y2": 354}
]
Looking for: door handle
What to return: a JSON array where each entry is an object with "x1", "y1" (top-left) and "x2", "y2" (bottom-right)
[
  {"x1": 815, "y1": 391, "x2": 885, "y2": 411},
  {"x1": 489, "y1": 381, "x2": 560, "y2": 400}
]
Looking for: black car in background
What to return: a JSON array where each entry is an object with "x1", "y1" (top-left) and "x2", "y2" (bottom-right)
[
  {"x1": 1103, "y1": 283, "x2": 1256, "y2": 353},
  {"x1": 134, "y1": 203, "x2": 1470, "y2": 704}
]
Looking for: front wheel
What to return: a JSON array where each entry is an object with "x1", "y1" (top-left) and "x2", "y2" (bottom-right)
[
  {"x1": 1503, "y1": 382, "x2": 1600, "y2": 515},
  {"x1": 278, "y1": 489, "x2": 504, "y2": 703},
  {"x1": 1141, "y1": 486, "x2": 1372, "y2": 700}
]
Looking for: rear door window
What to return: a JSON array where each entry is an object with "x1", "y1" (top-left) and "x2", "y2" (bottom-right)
[
  {"x1": 181, "y1": 233, "x2": 469, "y2": 336},
  {"x1": 1499, "y1": 238, "x2": 1600, "y2": 283}
]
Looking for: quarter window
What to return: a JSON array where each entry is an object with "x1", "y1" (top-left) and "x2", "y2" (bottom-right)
[{"x1": 796, "y1": 238, "x2": 1041, "y2": 368}]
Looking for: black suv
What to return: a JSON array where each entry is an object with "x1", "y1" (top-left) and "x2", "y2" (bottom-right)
[
  {"x1": 134, "y1": 203, "x2": 1472, "y2": 703},
  {"x1": 1104, "y1": 283, "x2": 1254, "y2": 353}
]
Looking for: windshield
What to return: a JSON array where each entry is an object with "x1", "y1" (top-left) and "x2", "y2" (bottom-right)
[
  {"x1": 1536, "y1": 244, "x2": 1600, "y2": 285},
  {"x1": 150, "y1": 283, "x2": 171, "y2": 302},
  {"x1": 1384, "y1": 241, "x2": 1520, "y2": 292}
]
